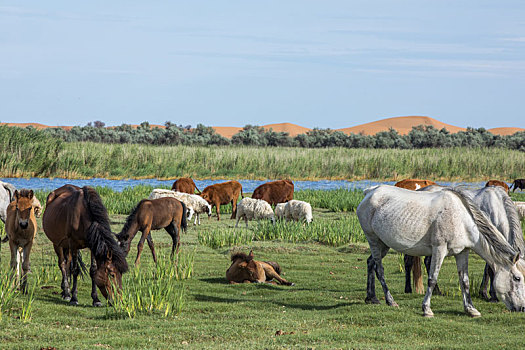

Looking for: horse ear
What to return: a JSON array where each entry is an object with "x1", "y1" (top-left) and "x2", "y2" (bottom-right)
[
  {"x1": 513, "y1": 253, "x2": 520, "y2": 264},
  {"x1": 28, "y1": 190, "x2": 34, "y2": 199},
  {"x1": 14, "y1": 190, "x2": 19, "y2": 200},
  {"x1": 249, "y1": 250, "x2": 254, "y2": 258}
]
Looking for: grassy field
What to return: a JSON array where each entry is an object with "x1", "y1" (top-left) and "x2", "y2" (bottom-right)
[
  {"x1": 1, "y1": 188, "x2": 525, "y2": 349},
  {"x1": 2, "y1": 140, "x2": 525, "y2": 181}
]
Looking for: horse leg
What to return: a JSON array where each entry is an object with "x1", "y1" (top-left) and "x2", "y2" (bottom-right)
[
  {"x1": 8, "y1": 241, "x2": 20, "y2": 288},
  {"x1": 90, "y1": 252, "x2": 102, "y2": 307},
  {"x1": 135, "y1": 228, "x2": 149, "y2": 266},
  {"x1": 165, "y1": 222, "x2": 180, "y2": 259},
  {"x1": 216, "y1": 203, "x2": 221, "y2": 221},
  {"x1": 372, "y1": 243, "x2": 397, "y2": 307},
  {"x1": 422, "y1": 245, "x2": 447, "y2": 317},
  {"x1": 404, "y1": 255, "x2": 413, "y2": 293},
  {"x1": 487, "y1": 265, "x2": 498, "y2": 302},
  {"x1": 55, "y1": 246, "x2": 71, "y2": 301},
  {"x1": 424, "y1": 256, "x2": 441, "y2": 296},
  {"x1": 365, "y1": 254, "x2": 380, "y2": 304},
  {"x1": 262, "y1": 265, "x2": 294, "y2": 286},
  {"x1": 455, "y1": 249, "x2": 481, "y2": 317},
  {"x1": 146, "y1": 233, "x2": 157, "y2": 264},
  {"x1": 20, "y1": 241, "x2": 33, "y2": 294},
  {"x1": 69, "y1": 249, "x2": 80, "y2": 305},
  {"x1": 480, "y1": 263, "x2": 490, "y2": 301}
]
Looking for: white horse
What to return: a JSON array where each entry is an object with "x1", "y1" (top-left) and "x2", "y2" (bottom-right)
[
  {"x1": 357, "y1": 185, "x2": 525, "y2": 317},
  {"x1": 417, "y1": 185, "x2": 525, "y2": 302},
  {"x1": 0, "y1": 180, "x2": 17, "y2": 222}
]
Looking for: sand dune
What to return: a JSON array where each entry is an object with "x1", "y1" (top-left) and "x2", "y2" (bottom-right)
[
  {"x1": 2, "y1": 117, "x2": 522, "y2": 138},
  {"x1": 336, "y1": 116, "x2": 466, "y2": 136},
  {"x1": 487, "y1": 127, "x2": 525, "y2": 136}
]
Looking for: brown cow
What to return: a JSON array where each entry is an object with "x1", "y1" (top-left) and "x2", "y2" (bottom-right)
[
  {"x1": 171, "y1": 178, "x2": 201, "y2": 194},
  {"x1": 394, "y1": 179, "x2": 436, "y2": 191},
  {"x1": 252, "y1": 180, "x2": 294, "y2": 205},
  {"x1": 485, "y1": 180, "x2": 509, "y2": 194},
  {"x1": 394, "y1": 178, "x2": 436, "y2": 296},
  {"x1": 200, "y1": 181, "x2": 243, "y2": 220}
]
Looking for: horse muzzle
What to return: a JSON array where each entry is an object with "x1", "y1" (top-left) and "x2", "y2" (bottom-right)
[{"x1": 19, "y1": 220, "x2": 29, "y2": 229}]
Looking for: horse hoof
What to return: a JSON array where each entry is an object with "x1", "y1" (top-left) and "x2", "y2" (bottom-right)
[
  {"x1": 423, "y1": 312, "x2": 434, "y2": 318},
  {"x1": 389, "y1": 302, "x2": 399, "y2": 308},
  {"x1": 93, "y1": 301, "x2": 103, "y2": 307},
  {"x1": 489, "y1": 297, "x2": 499, "y2": 303},
  {"x1": 365, "y1": 297, "x2": 380, "y2": 305},
  {"x1": 467, "y1": 309, "x2": 481, "y2": 318},
  {"x1": 289, "y1": 283, "x2": 295, "y2": 286},
  {"x1": 63, "y1": 296, "x2": 71, "y2": 302},
  {"x1": 69, "y1": 300, "x2": 78, "y2": 306}
]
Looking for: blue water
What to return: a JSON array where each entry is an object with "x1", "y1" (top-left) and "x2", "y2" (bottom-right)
[{"x1": 0, "y1": 177, "x2": 486, "y2": 192}]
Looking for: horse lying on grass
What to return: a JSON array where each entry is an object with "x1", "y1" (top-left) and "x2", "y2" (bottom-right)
[
  {"x1": 226, "y1": 251, "x2": 294, "y2": 286},
  {"x1": 357, "y1": 185, "x2": 525, "y2": 317}
]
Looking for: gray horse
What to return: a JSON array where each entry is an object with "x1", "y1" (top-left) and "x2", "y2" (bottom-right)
[
  {"x1": 0, "y1": 181, "x2": 17, "y2": 222},
  {"x1": 415, "y1": 185, "x2": 525, "y2": 302},
  {"x1": 357, "y1": 185, "x2": 525, "y2": 317}
]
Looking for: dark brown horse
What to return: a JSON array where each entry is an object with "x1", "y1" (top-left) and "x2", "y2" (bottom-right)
[
  {"x1": 43, "y1": 185, "x2": 128, "y2": 306},
  {"x1": 116, "y1": 197, "x2": 187, "y2": 266},
  {"x1": 226, "y1": 250, "x2": 294, "y2": 285}
]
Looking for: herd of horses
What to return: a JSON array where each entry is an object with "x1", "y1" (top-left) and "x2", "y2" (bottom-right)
[{"x1": 2, "y1": 176, "x2": 525, "y2": 317}]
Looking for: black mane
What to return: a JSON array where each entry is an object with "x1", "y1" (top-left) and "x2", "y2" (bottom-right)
[
  {"x1": 82, "y1": 186, "x2": 128, "y2": 274},
  {"x1": 230, "y1": 251, "x2": 253, "y2": 262}
]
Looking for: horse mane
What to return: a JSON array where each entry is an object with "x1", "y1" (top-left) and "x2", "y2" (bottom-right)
[
  {"x1": 116, "y1": 199, "x2": 148, "y2": 241},
  {"x1": 446, "y1": 188, "x2": 517, "y2": 266},
  {"x1": 501, "y1": 192, "x2": 525, "y2": 257},
  {"x1": 231, "y1": 251, "x2": 253, "y2": 262},
  {"x1": 82, "y1": 186, "x2": 128, "y2": 274},
  {"x1": 17, "y1": 189, "x2": 33, "y2": 198}
]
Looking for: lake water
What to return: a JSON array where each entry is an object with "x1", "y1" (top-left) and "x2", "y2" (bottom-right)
[{"x1": 0, "y1": 177, "x2": 486, "y2": 192}]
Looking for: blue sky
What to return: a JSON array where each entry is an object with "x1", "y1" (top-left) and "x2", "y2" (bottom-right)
[{"x1": 1, "y1": 1, "x2": 524, "y2": 129}]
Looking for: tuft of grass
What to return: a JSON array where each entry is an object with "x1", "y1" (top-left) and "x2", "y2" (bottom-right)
[{"x1": 294, "y1": 188, "x2": 364, "y2": 212}]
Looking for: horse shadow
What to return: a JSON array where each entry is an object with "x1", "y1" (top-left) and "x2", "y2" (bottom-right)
[{"x1": 199, "y1": 277, "x2": 228, "y2": 285}]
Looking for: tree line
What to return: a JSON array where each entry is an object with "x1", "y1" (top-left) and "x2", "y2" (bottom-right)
[{"x1": 16, "y1": 121, "x2": 525, "y2": 151}]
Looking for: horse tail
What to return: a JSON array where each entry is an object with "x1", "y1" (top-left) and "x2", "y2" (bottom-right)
[
  {"x1": 77, "y1": 251, "x2": 88, "y2": 279},
  {"x1": 412, "y1": 256, "x2": 424, "y2": 294},
  {"x1": 265, "y1": 261, "x2": 282, "y2": 275},
  {"x1": 82, "y1": 186, "x2": 129, "y2": 275},
  {"x1": 446, "y1": 188, "x2": 517, "y2": 266},
  {"x1": 180, "y1": 201, "x2": 187, "y2": 233},
  {"x1": 241, "y1": 187, "x2": 244, "y2": 199}
]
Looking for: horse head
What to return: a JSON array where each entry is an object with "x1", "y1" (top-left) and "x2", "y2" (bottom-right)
[
  {"x1": 94, "y1": 251, "x2": 126, "y2": 300},
  {"x1": 228, "y1": 251, "x2": 265, "y2": 283},
  {"x1": 14, "y1": 189, "x2": 34, "y2": 229},
  {"x1": 493, "y1": 255, "x2": 525, "y2": 312}
]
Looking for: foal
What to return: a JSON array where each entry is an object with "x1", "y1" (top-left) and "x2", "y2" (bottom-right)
[
  {"x1": 226, "y1": 250, "x2": 294, "y2": 286},
  {"x1": 6, "y1": 189, "x2": 37, "y2": 293}
]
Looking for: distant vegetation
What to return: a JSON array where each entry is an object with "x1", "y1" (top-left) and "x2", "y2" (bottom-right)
[{"x1": 39, "y1": 121, "x2": 525, "y2": 151}]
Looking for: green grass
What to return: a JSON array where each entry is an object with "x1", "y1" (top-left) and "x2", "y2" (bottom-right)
[
  {"x1": 1, "y1": 190, "x2": 525, "y2": 349},
  {"x1": 2, "y1": 141, "x2": 525, "y2": 180}
]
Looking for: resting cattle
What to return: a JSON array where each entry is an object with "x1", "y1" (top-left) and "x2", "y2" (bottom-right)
[
  {"x1": 511, "y1": 179, "x2": 525, "y2": 192},
  {"x1": 200, "y1": 181, "x2": 243, "y2": 220},
  {"x1": 485, "y1": 180, "x2": 509, "y2": 194},
  {"x1": 394, "y1": 179, "x2": 436, "y2": 191},
  {"x1": 171, "y1": 178, "x2": 201, "y2": 194},
  {"x1": 251, "y1": 180, "x2": 294, "y2": 205}
]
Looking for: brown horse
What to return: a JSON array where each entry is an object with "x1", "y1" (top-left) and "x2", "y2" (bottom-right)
[
  {"x1": 43, "y1": 185, "x2": 129, "y2": 306},
  {"x1": 394, "y1": 178, "x2": 437, "y2": 295},
  {"x1": 226, "y1": 250, "x2": 294, "y2": 285},
  {"x1": 6, "y1": 189, "x2": 37, "y2": 293},
  {"x1": 116, "y1": 197, "x2": 187, "y2": 266},
  {"x1": 485, "y1": 180, "x2": 509, "y2": 194}
]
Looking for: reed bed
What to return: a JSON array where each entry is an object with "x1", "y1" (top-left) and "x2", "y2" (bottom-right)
[
  {"x1": 197, "y1": 215, "x2": 365, "y2": 249},
  {"x1": 108, "y1": 250, "x2": 194, "y2": 319},
  {"x1": 2, "y1": 140, "x2": 524, "y2": 180},
  {"x1": 294, "y1": 188, "x2": 364, "y2": 212}
]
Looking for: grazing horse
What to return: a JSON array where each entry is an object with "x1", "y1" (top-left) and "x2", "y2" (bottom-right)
[
  {"x1": 117, "y1": 197, "x2": 187, "y2": 266},
  {"x1": 357, "y1": 185, "x2": 525, "y2": 317},
  {"x1": 394, "y1": 179, "x2": 436, "y2": 295},
  {"x1": 43, "y1": 185, "x2": 129, "y2": 306},
  {"x1": 485, "y1": 180, "x2": 510, "y2": 194},
  {"x1": 413, "y1": 185, "x2": 525, "y2": 302},
  {"x1": 511, "y1": 179, "x2": 525, "y2": 192},
  {"x1": 6, "y1": 189, "x2": 37, "y2": 293},
  {"x1": 226, "y1": 250, "x2": 294, "y2": 285}
]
